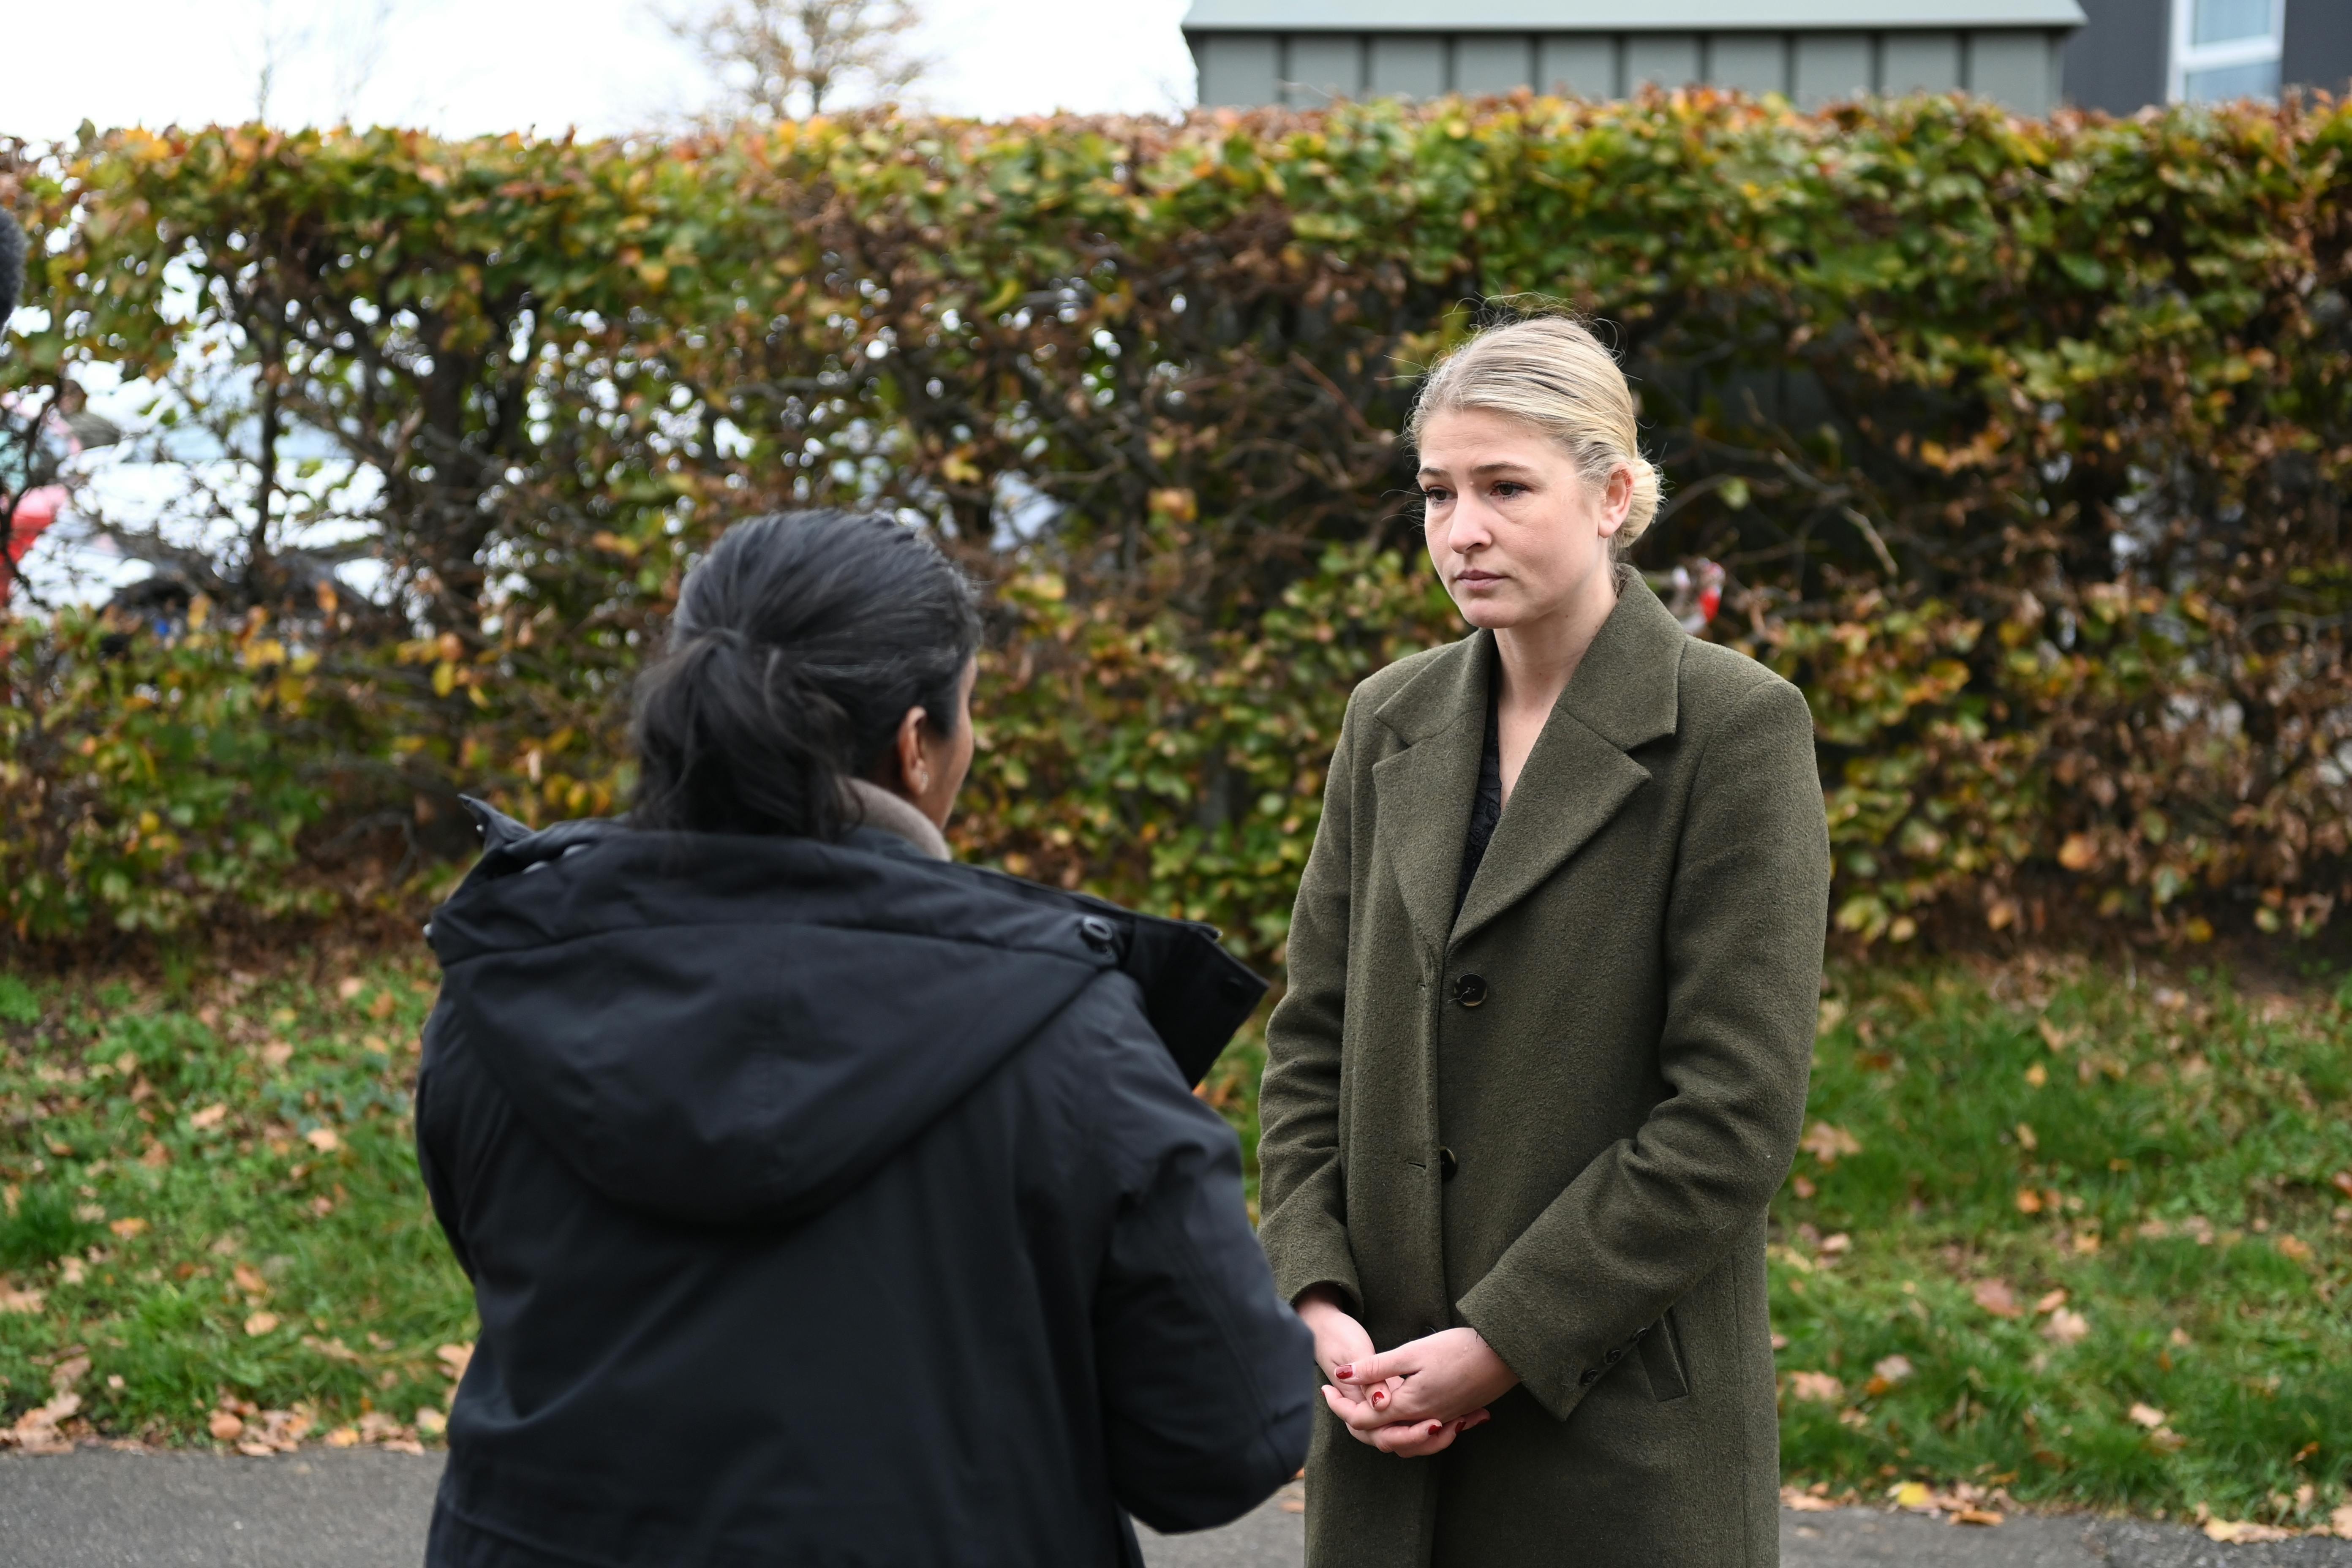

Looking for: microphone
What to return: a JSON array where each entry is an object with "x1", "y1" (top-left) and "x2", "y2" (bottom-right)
[{"x1": 0, "y1": 209, "x2": 23, "y2": 325}]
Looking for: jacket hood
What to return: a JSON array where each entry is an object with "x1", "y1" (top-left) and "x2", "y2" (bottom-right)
[{"x1": 425, "y1": 802, "x2": 1264, "y2": 1228}]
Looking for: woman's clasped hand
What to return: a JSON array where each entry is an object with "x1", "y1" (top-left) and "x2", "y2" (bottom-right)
[{"x1": 1294, "y1": 1288, "x2": 1517, "y2": 1458}]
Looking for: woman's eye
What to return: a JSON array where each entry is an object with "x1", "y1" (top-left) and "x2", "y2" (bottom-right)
[
  {"x1": 1492, "y1": 482, "x2": 1526, "y2": 498},
  {"x1": 1421, "y1": 488, "x2": 1451, "y2": 504}
]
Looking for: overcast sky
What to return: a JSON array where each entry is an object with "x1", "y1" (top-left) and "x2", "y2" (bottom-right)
[{"x1": 4, "y1": 0, "x2": 1200, "y2": 144}]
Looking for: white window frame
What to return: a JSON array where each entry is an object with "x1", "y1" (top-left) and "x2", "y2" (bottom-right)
[{"x1": 2169, "y1": 0, "x2": 2285, "y2": 103}]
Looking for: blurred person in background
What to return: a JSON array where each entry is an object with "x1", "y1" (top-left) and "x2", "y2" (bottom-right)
[{"x1": 415, "y1": 508, "x2": 1314, "y2": 1567}]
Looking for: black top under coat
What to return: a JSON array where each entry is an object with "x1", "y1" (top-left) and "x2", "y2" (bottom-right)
[{"x1": 1456, "y1": 646, "x2": 1505, "y2": 918}]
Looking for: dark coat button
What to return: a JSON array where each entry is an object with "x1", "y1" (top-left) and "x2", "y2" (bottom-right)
[
  {"x1": 1450, "y1": 974, "x2": 1487, "y2": 1008},
  {"x1": 1438, "y1": 1147, "x2": 1459, "y2": 1181},
  {"x1": 1605, "y1": 1347, "x2": 1623, "y2": 1364},
  {"x1": 1077, "y1": 916, "x2": 1118, "y2": 953},
  {"x1": 1579, "y1": 1367, "x2": 1600, "y2": 1386}
]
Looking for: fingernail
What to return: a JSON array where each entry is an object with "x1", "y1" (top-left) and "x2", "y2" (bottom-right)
[{"x1": 1334, "y1": 1364, "x2": 1353, "y2": 1380}]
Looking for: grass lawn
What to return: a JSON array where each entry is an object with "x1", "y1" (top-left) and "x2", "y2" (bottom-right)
[{"x1": 2, "y1": 943, "x2": 2349, "y2": 1533}]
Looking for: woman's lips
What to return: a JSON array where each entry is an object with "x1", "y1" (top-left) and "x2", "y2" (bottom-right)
[{"x1": 1456, "y1": 569, "x2": 1503, "y2": 588}]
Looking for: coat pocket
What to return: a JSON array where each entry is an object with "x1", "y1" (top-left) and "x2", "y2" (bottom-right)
[{"x1": 1638, "y1": 1308, "x2": 1691, "y2": 1402}]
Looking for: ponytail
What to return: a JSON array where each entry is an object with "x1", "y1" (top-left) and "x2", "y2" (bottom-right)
[{"x1": 629, "y1": 510, "x2": 980, "y2": 839}]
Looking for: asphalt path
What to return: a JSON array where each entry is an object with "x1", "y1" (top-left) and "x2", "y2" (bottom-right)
[{"x1": 3, "y1": 1450, "x2": 2349, "y2": 1566}]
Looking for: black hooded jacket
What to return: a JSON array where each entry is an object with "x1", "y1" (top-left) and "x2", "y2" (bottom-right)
[{"x1": 415, "y1": 808, "x2": 1315, "y2": 1568}]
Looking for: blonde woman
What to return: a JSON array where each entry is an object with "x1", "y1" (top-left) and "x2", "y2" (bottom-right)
[{"x1": 1258, "y1": 314, "x2": 1830, "y2": 1566}]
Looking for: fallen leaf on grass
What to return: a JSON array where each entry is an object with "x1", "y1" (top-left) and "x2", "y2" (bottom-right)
[
  {"x1": 244, "y1": 1311, "x2": 280, "y2": 1337},
  {"x1": 2203, "y1": 1519, "x2": 2292, "y2": 1543},
  {"x1": 2016, "y1": 1187, "x2": 2043, "y2": 1214},
  {"x1": 0, "y1": 1280, "x2": 43, "y2": 1314},
  {"x1": 305, "y1": 1127, "x2": 341, "y2": 1153},
  {"x1": 189, "y1": 1104, "x2": 228, "y2": 1130},
  {"x1": 1864, "y1": 1356, "x2": 1913, "y2": 1397},
  {"x1": 2024, "y1": 1062, "x2": 2048, "y2": 1088},
  {"x1": 1780, "y1": 1488, "x2": 1838, "y2": 1512},
  {"x1": 1972, "y1": 1279, "x2": 2020, "y2": 1318},
  {"x1": 414, "y1": 1408, "x2": 446, "y2": 1436},
  {"x1": 2128, "y1": 1402, "x2": 2167, "y2": 1429},
  {"x1": 2331, "y1": 1171, "x2": 2352, "y2": 1201},
  {"x1": 337, "y1": 977, "x2": 365, "y2": 1002},
  {"x1": 1800, "y1": 1122, "x2": 1862, "y2": 1165},
  {"x1": 2, "y1": 1391, "x2": 82, "y2": 1454},
  {"x1": 1893, "y1": 1481, "x2": 1931, "y2": 1508},
  {"x1": 2042, "y1": 1308, "x2": 2090, "y2": 1346},
  {"x1": 260, "y1": 1041, "x2": 293, "y2": 1072},
  {"x1": 324, "y1": 1426, "x2": 360, "y2": 1448},
  {"x1": 2332, "y1": 1504, "x2": 2352, "y2": 1538},
  {"x1": 436, "y1": 1342, "x2": 474, "y2": 1381},
  {"x1": 2276, "y1": 1234, "x2": 2312, "y2": 1262},
  {"x1": 233, "y1": 1262, "x2": 269, "y2": 1298},
  {"x1": 107, "y1": 1217, "x2": 147, "y2": 1239},
  {"x1": 1789, "y1": 1371, "x2": 1843, "y2": 1405},
  {"x1": 2035, "y1": 1289, "x2": 2069, "y2": 1315},
  {"x1": 1952, "y1": 1508, "x2": 2004, "y2": 1526},
  {"x1": 208, "y1": 1411, "x2": 244, "y2": 1441}
]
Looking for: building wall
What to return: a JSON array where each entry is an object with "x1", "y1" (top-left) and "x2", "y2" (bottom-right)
[
  {"x1": 1192, "y1": 28, "x2": 2071, "y2": 112},
  {"x1": 2283, "y1": 0, "x2": 2352, "y2": 96},
  {"x1": 2060, "y1": 0, "x2": 2167, "y2": 112}
]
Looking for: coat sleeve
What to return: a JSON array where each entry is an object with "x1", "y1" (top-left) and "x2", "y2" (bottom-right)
[
  {"x1": 412, "y1": 996, "x2": 475, "y2": 1282},
  {"x1": 1083, "y1": 977, "x2": 1317, "y2": 1534},
  {"x1": 1456, "y1": 677, "x2": 1829, "y2": 1419},
  {"x1": 1255, "y1": 698, "x2": 1364, "y2": 1311}
]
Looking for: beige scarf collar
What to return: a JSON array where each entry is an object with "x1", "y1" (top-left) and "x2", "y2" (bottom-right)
[{"x1": 842, "y1": 778, "x2": 951, "y2": 862}]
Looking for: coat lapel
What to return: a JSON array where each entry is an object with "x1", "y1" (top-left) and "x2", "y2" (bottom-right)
[
  {"x1": 1369, "y1": 633, "x2": 1492, "y2": 964},
  {"x1": 1451, "y1": 573, "x2": 1689, "y2": 949}
]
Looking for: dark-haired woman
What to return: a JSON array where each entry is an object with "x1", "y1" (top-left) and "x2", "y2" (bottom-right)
[{"x1": 414, "y1": 509, "x2": 1314, "y2": 1567}]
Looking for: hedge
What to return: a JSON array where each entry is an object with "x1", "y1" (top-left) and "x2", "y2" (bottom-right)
[{"x1": 4, "y1": 90, "x2": 2352, "y2": 956}]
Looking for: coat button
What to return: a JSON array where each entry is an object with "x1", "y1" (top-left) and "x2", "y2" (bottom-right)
[
  {"x1": 1579, "y1": 1367, "x2": 1600, "y2": 1386},
  {"x1": 1438, "y1": 1147, "x2": 1459, "y2": 1181},
  {"x1": 1605, "y1": 1347, "x2": 1623, "y2": 1364},
  {"x1": 1450, "y1": 974, "x2": 1487, "y2": 1008},
  {"x1": 1077, "y1": 916, "x2": 1118, "y2": 953}
]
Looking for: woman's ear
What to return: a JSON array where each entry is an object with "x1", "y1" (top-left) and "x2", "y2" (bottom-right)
[
  {"x1": 892, "y1": 706, "x2": 932, "y2": 799},
  {"x1": 1595, "y1": 466, "x2": 1636, "y2": 539}
]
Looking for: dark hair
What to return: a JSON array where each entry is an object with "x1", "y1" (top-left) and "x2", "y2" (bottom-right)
[
  {"x1": 0, "y1": 210, "x2": 25, "y2": 324},
  {"x1": 629, "y1": 509, "x2": 980, "y2": 838}
]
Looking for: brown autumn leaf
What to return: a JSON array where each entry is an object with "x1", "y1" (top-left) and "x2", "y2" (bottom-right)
[
  {"x1": 2276, "y1": 1234, "x2": 2312, "y2": 1261},
  {"x1": 1789, "y1": 1371, "x2": 1844, "y2": 1405},
  {"x1": 305, "y1": 1127, "x2": 341, "y2": 1153},
  {"x1": 2204, "y1": 1519, "x2": 2292, "y2": 1543},
  {"x1": 324, "y1": 1426, "x2": 361, "y2": 1448},
  {"x1": 260, "y1": 1040, "x2": 294, "y2": 1071},
  {"x1": 337, "y1": 976, "x2": 365, "y2": 1002},
  {"x1": 243, "y1": 1311, "x2": 280, "y2": 1337},
  {"x1": 189, "y1": 1103, "x2": 229, "y2": 1130},
  {"x1": 2058, "y1": 833, "x2": 2097, "y2": 871},
  {"x1": 369, "y1": 990, "x2": 396, "y2": 1020},
  {"x1": 415, "y1": 1407, "x2": 447, "y2": 1436},
  {"x1": 232, "y1": 1262, "x2": 269, "y2": 1298},
  {"x1": 2016, "y1": 1187, "x2": 2044, "y2": 1214},
  {"x1": 107, "y1": 1217, "x2": 147, "y2": 1239},
  {"x1": 2129, "y1": 1402, "x2": 2167, "y2": 1429},
  {"x1": 1800, "y1": 1122, "x2": 1862, "y2": 1165},
  {"x1": 2035, "y1": 1288, "x2": 2069, "y2": 1315},
  {"x1": 2015, "y1": 1121, "x2": 2038, "y2": 1151},
  {"x1": 2042, "y1": 1308, "x2": 2091, "y2": 1345},
  {"x1": 208, "y1": 1410, "x2": 245, "y2": 1440},
  {"x1": 2331, "y1": 1171, "x2": 2352, "y2": 1201},
  {"x1": 1972, "y1": 1279, "x2": 2020, "y2": 1318},
  {"x1": 1954, "y1": 1508, "x2": 2004, "y2": 1526},
  {"x1": 0, "y1": 1279, "x2": 43, "y2": 1315}
]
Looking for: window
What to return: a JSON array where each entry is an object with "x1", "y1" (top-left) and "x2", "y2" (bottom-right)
[{"x1": 2171, "y1": 0, "x2": 2284, "y2": 102}]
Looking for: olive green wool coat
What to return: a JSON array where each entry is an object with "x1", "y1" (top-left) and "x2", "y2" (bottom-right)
[{"x1": 1259, "y1": 575, "x2": 1830, "y2": 1568}]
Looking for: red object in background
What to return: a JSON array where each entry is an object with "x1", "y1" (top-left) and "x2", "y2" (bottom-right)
[{"x1": 6, "y1": 486, "x2": 63, "y2": 565}]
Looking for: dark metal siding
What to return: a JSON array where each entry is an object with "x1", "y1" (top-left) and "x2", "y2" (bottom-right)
[
  {"x1": 2059, "y1": 0, "x2": 2168, "y2": 112},
  {"x1": 2284, "y1": 0, "x2": 2352, "y2": 96}
]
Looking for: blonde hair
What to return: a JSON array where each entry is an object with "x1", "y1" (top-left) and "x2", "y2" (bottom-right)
[{"x1": 1405, "y1": 313, "x2": 1665, "y2": 547}]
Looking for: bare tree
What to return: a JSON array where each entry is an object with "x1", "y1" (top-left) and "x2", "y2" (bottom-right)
[{"x1": 671, "y1": 0, "x2": 926, "y2": 121}]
